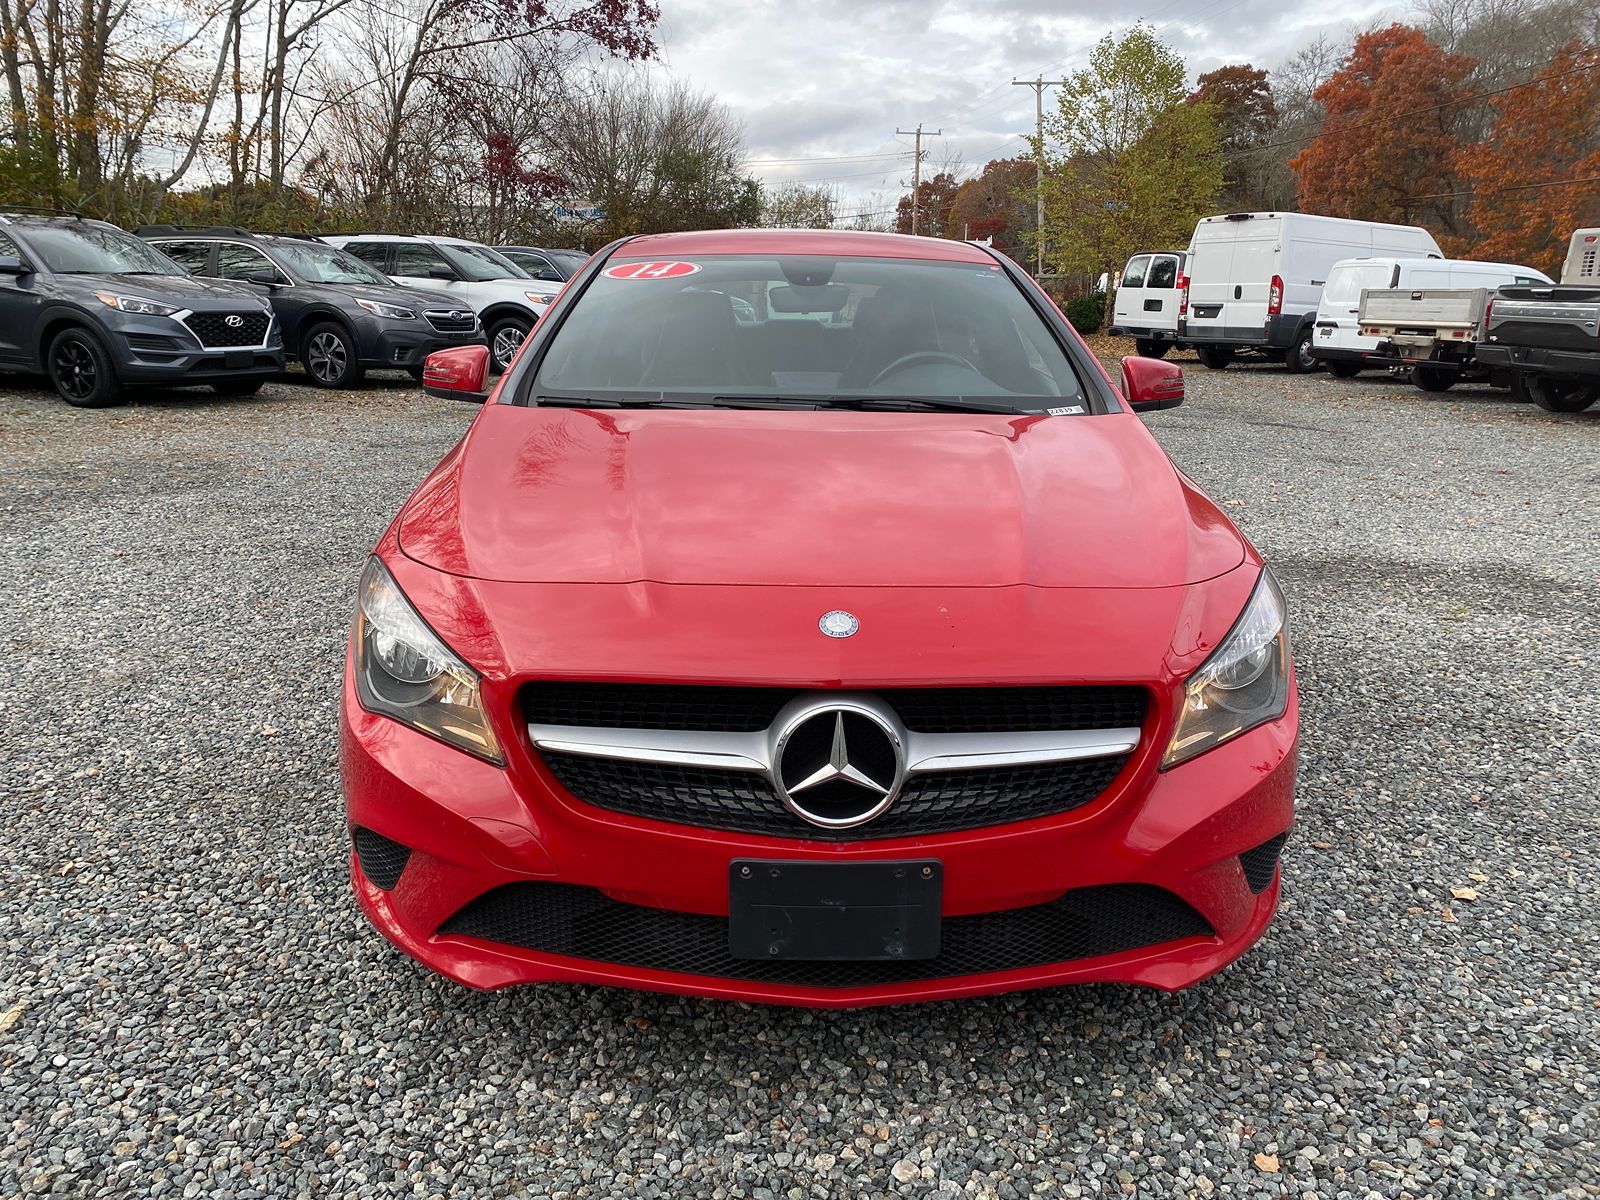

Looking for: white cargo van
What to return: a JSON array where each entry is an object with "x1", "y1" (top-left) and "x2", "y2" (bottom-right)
[
  {"x1": 1179, "y1": 212, "x2": 1442, "y2": 372},
  {"x1": 1311, "y1": 257, "x2": 1551, "y2": 377},
  {"x1": 1108, "y1": 250, "x2": 1187, "y2": 358}
]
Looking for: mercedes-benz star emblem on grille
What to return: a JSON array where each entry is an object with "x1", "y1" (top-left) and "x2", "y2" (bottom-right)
[
  {"x1": 223, "y1": 314, "x2": 245, "y2": 328},
  {"x1": 818, "y1": 610, "x2": 859, "y2": 638},
  {"x1": 774, "y1": 703, "x2": 904, "y2": 828}
]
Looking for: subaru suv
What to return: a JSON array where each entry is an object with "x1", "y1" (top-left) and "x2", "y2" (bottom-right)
[
  {"x1": 321, "y1": 234, "x2": 560, "y2": 371},
  {"x1": 136, "y1": 226, "x2": 484, "y2": 387},
  {"x1": 0, "y1": 212, "x2": 282, "y2": 407}
]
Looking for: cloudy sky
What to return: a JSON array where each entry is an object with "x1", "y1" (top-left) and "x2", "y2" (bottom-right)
[{"x1": 651, "y1": 0, "x2": 1405, "y2": 214}]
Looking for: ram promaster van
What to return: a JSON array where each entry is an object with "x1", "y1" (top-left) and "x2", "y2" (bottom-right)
[
  {"x1": 1108, "y1": 250, "x2": 1187, "y2": 358},
  {"x1": 1180, "y1": 213, "x2": 1441, "y2": 372}
]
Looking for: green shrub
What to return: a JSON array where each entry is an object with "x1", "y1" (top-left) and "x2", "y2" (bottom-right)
[{"x1": 1062, "y1": 291, "x2": 1107, "y2": 333}]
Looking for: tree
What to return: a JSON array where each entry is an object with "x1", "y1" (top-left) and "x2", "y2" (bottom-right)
[
  {"x1": 894, "y1": 171, "x2": 961, "y2": 237},
  {"x1": 1289, "y1": 25, "x2": 1475, "y2": 231},
  {"x1": 1033, "y1": 25, "x2": 1223, "y2": 299},
  {"x1": 1454, "y1": 41, "x2": 1600, "y2": 274},
  {"x1": 1188, "y1": 65, "x2": 1276, "y2": 209},
  {"x1": 762, "y1": 183, "x2": 838, "y2": 228},
  {"x1": 947, "y1": 158, "x2": 1034, "y2": 254}
]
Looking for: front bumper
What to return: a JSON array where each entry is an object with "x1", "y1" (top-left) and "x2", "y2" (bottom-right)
[
  {"x1": 342, "y1": 664, "x2": 1298, "y2": 1006},
  {"x1": 359, "y1": 320, "x2": 486, "y2": 369},
  {"x1": 106, "y1": 311, "x2": 283, "y2": 383}
]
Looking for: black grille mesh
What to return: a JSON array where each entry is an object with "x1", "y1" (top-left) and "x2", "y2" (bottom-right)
[
  {"x1": 525, "y1": 683, "x2": 1147, "y2": 735},
  {"x1": 438, "y1": 881, "x2": 1213, "y2": 988},
  {"x1": 353, "y1": 827, "x2": 412, "y2": 891},
  {"x1": 1239, "y1": 832, "x2": 1289, "y2": 894},
  {"x1": 425, "y1": 311, "x2": 477, "y2": 333},
  {"x1": 541, "y1": 752, "x2": 1130, "y2": 840},
  {"x1": 185, "y1": 312, "x2": 271, "y2": 347}
]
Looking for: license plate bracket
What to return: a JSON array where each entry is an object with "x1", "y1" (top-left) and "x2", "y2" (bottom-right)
[
  {"x1": 728, "y1": 859, "x2": 942, "y2": 961},
  {"x1": 224, "y1": 350, "x2": 252, "y2": 369}
]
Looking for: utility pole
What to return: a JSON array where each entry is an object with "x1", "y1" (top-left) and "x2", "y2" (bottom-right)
[
  {"x1": 1012, "y1": 77, "x2": 1066, "y2": 278},
  {"x1": 896, "y1": 123, "x2": 942, "y2": 236}
]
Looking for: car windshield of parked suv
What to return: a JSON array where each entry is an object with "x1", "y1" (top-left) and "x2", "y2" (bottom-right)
[
  {"x1": 439, "y1": 242, "x2": 529, "y2": 281},
  {"x1": 25, "y1": 224, "x2": 186, "y2": 276},
  {"x1": 532, "y1": 254, "x2": 1086, "y2": 410},
  {"x1": 548, "y1": 250, "x2": 587, "y2": 274},
  {"x1": 272, "y1": 240, "x2": 395, "y2": 286}
]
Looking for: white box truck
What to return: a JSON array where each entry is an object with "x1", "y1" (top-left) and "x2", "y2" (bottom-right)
[{"x1": 1179, "y1": 212, "x2": 1442, "y2": 373}]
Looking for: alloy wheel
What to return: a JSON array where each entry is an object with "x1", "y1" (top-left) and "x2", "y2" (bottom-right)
[
  {"x1": 53, "y1": 340, "x2": 97, "y2": 400},
  {"x1": 492, "y1": 326, "x2": 526, "y2": 370},
  {"x1": 308, "y1": 332, "x2": 348, "y2": 383}
]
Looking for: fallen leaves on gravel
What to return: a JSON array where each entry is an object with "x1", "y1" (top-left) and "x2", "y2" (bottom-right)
[
  {"x1": 1452, "y1": 886, "x2": 1480, "y2": 902},
  {"x1": 0, "y1": 1001, "x2": 24, "y2": 1032},
  {"x1": 1254, "y1": 1152, "x2": 1280, "y2": 1173}
]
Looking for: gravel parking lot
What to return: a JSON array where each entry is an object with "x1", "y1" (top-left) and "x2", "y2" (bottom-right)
[{"x1": 2, "y1": 360, "x2": 1596, "y2": 1199}]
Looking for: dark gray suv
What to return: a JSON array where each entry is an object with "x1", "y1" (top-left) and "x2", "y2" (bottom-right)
[
  {"x1": 136, "y1": 227, "x2": 484, "y2": 386},
  {"x1": 0, "y1": 212, "x2": 283, "y2": 407}
]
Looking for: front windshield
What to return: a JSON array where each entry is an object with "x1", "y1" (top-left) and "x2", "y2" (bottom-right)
[
  {"x1": 549, "y1": 250, "x2": 588, "y2": 273},
  {"x1": 1323, "y1": 262, "x2": 1395, "y2": 307},
  {"x1": 272, "y1": 240, "x2": 394, "y2": 286},
  {"x1": 440, "y1": 242, "x2": 529, "y2": 281},
  {"x1": 25, "y1": 225, "x2": 185, "y2": 276},
  {"x1": 533, "y1": 254, "x2": 1086, "y2": 409}
]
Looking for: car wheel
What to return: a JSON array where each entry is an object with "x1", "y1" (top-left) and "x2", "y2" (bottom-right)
[
  {"x1": 1283, "y1": 330, "x2": 1320, "y2": 374},
  {"x1": 1134, "y1": 338, "x2": 1171, "y2": 359},
  {"x1": 1410, "y1": 365, "x2": 1454, "y2": 393},
  {"x1": 487, "y1": 316, "x2": 531, "y2": 372},
  {"x1": 1523, "y1": 373, "x2": 1599, "y2": 413},
  {"x1": 47, "y1": 327, "x2": 124, "y2": 408},
  {"x1": 302, "y1": 322, "x2": 363, "y2": 388},
  {"x1": 1326, "y1": 360, "x2": 1362, "y2": 379},
  {"x1": 1195, "y1": 345, "x2": 1233, "y2": 370},
  {"x1": 212, "y1": 379, "x2": 265, "y2": 396}
]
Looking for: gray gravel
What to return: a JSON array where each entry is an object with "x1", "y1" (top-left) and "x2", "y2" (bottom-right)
[{"x1": 1, "y1": 361, "x2": 1597, "y2": 1199}]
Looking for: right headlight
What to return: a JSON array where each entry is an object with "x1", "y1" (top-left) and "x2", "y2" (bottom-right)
[
  {"x1": 1161, "y1": 569, "x2": 1290, "y2": 769},
  {"x1": 352, "y1": 557, "x2": 503, "y2": 764}
]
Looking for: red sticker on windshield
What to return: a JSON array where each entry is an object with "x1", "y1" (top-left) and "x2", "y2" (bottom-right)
[{"x1": 603, "y1": 260, "x2": 702, "y2": 280}]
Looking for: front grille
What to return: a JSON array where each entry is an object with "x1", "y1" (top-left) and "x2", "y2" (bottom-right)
[
  {"x1": 185, "y1": 311, "x2": 270, "y2": 347},
  {"x1": 425, "y1": 310, "x2": 477, "y2": 334},
  {"x1": 1239, "y1": 832, "x2": 1289, "y2": 893},
  {"x1": 353, "y1": 826, "x2": 412, "y2": 890},
  {"x1": 525, "y1": 683, "x2": 1147, "y2": 734},
  {"x1": 439, "y1": 881, "x2": 1212, "y2": 988},
  {"x1": 541, "y1": 752, "x2": 1130, "y2": 839}
]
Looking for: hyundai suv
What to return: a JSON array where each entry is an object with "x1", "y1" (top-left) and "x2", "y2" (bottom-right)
[
  {"x1": 136, "y1": 226, "x2": 484, "y2": 387},
  {"x1": 321, "y1": 234, "x2": 560, "y2": 371},
  {"x1": 0, "y1": 212, "x2": 281, "y2": 407}
]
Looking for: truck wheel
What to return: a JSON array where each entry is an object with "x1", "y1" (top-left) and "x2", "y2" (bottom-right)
[
  {"x1": 1524, "y1": 374, "x2": 1599, "y2": 413},
  {"x1": 1283, "y1": 330, "x2": 1320, "y2": 374},
  {"x1": 1326, "y1": 360, "x2": 1362, "y2": 379},
  {"x1": 1135, "y1": 338, "x2": 1171, "y2": 359},
  {"x1": 487, "y1": 316, "x2": 531, "y2": 372},
  {"x1": 1410, "y1": 365, "x2": 1455, "y2": 393},
  {"x1": 302, "y1": 322, "x2": 363, "y2": 388},
  {"x1": 1196, "y1": 345, "x2": 1233, "y2": 370},
  {"x1": 47, "y1": 327, "x2": 125, "y2": 408}
]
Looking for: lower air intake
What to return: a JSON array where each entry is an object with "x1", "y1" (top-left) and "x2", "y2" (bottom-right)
[
  {"x1": 437, "y1": 882, "x2": 1213, "y2": 988},
  {"x1": 1239, "y1": 832, "x2": 1289, "y2": 894},
  {"x1": 353, "y1": 827, "x2": 412, "y2": 891}
]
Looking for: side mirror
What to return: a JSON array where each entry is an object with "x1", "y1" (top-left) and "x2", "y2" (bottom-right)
[
  {"x1": 1121, "y1": 355, "x2": 1184, "y2": 412},
  {"x1": 0, "y1": 255, "x2": 30, "y2": 276},
  {"x1": 246, "y1": 271, "x2": 282, "y2": 288},
  {"x1": 421, "y1": 345, "x2": 491, "y2": 402},
  {"x1": 428, "y1": 265, "x2": 457, "y2": 281}
]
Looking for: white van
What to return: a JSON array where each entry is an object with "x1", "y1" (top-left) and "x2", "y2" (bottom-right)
[
  {"x1": 1311, "y1": 257, "x2": 1552, "y2": 376},
  {"x1": 1109, "y1": 250, "x2": 1187, "y2": 358},
  {"x1": 1180, "y1": 212, "x2": 1442, "y2": 372}
]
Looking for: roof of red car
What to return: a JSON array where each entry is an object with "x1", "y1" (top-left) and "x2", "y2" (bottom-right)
[{"x1": 616, "y1": 228, "x2": 996, "y2": 263}]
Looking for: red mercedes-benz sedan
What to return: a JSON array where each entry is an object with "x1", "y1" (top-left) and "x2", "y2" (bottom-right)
[{"x1": 341, "y1": 229, "x2": 1297, "y2": 1007}]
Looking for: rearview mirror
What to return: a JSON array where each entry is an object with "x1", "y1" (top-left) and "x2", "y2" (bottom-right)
[
  {"x1": 428, "y1": 265, "x2": 457, "y2": 280},
  {"x1": 1120, "y1": 355, "x2": 1184, "y2": 412},
  {"x1": 246, "y1": 270, "x2": 282, "y2": 288},
  {"x1": 0, "y1": 255, "x2": 29, "y2": 276},
  {"x1": 421, "y1": 345, "x2": 491, "y2": 402}
]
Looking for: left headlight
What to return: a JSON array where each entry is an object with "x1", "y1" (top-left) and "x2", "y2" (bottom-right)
[
  {"x1": 356, "y1": 298, "x2": 418, "y2": 320},
  {"x1": 352, "y1": 557, "x2": 503, "y2": 765},
  {"x1": 1161, "y1": 569, "x2": 1290, "y2": 769},
  {"x1": 524, "y1": 291, "x2": 553, "y2": 306},
  {"x1": 95, "y1": 292, "x2": 180, "y2": 316}
]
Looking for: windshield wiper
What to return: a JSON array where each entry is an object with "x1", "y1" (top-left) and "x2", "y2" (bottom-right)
[{"x1": 823, "y1": 395, "x2": 1040, "y2": 414}]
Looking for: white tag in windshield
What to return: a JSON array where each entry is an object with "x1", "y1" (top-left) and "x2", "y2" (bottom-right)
[{"x1": 1047, "y1": 405, "x2": 1085, "y2": 415}]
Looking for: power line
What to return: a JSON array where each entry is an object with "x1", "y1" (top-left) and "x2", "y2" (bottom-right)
[
  {"x1": 1412, "y1": 174, "x2": 1600, "y2": 201},
  {"x1": 742, "y1": 150, "x2": 913, "y2": 165}
]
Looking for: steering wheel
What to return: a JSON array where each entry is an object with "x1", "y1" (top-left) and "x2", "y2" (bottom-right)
[{"x1": 870, "y1": 350, "x2": 981, "y2": 387}]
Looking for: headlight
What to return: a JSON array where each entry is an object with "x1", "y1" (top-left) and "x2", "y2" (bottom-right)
[
  {"x1": 524, "y1": 291, "x2": 553, "y2": 306},
  {"x1": 356, "y1": 298, "x2": 418, "y2": 320},
  {"x1": 95, "y1": 292, "x2": 180, "y2": 316},
  {"x1": 352, "y1": 558, "x2": 503, "y2": 764},
  {"x1": 1162, "y1": 569, "x2": 1290, "y2": 768}
]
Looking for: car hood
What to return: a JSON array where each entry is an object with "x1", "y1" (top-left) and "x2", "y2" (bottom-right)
[
  {"x1": 335, "y1": 282, "x2": 467, "y2": 311},
  {"x1": 73, "y1": 272, "x2": 266, "y2": 307},
  {"x1": 397, "y1": 404, "x2": 1248, "y2": 588}
]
